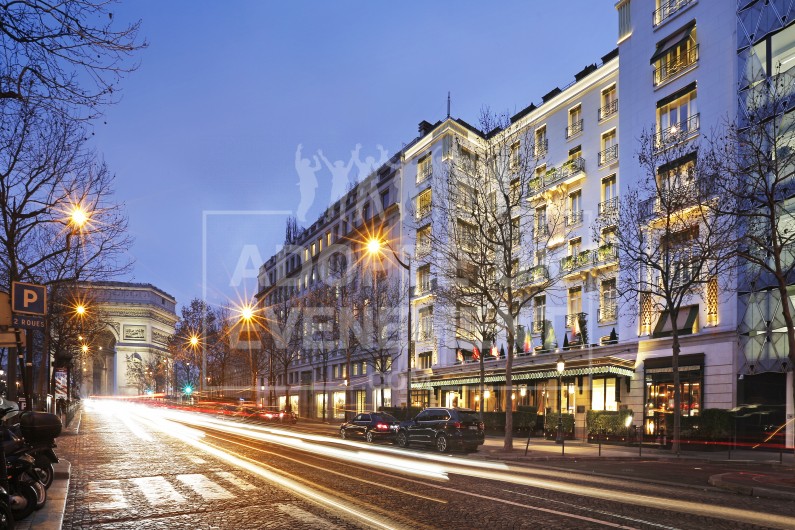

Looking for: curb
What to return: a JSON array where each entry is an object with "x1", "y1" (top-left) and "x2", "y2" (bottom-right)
[
  {"x1": 708, "y1": 472, "x2": 795, "y2": 501},
  {"x1": 17, "y1": 460, "x2": 71, "y2": 530}
]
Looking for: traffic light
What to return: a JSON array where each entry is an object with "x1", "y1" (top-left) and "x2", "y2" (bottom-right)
[{"x1": 184, "y1": 385, "x2": 192, "y2": 395}]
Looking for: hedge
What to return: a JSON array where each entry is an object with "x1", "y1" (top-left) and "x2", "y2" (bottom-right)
[
  {"x1": 664, "y1": 408, "x2": 733, "y2": 440},
  {"x1": 586, "y1": 410, "x2": 634, "y2": 436},
  {"x1": 543, "y1": 410, "x2": 574, "y2": 436}
]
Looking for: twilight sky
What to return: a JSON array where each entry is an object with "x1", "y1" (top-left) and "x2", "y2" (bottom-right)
[{"x1": 92, "y1": 0, "x2": 617, "y2": 310}]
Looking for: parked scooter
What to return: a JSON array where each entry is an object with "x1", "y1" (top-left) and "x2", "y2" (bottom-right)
[{"x1": 1, "y1": 407, "x2": 59, "y2": 489}]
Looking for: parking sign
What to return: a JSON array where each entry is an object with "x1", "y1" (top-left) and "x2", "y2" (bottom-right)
[{"x1": 11, "y1": 282, "x2": 47, "y2": 316}]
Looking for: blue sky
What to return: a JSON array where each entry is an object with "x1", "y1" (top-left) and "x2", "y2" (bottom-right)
[{"x1": 93, "y1": 1, "x2": 617, "y2": 309}]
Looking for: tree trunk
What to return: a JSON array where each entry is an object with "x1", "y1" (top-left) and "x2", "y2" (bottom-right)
[
  {"x1": 322, "y1": 377, "x2": 327, "y2": 422},
  {"x1": 479, "y1": 343, "x2": 485, "y2": 418},
  {"x1": 380, "y1": 374, "x2": 385, "y2": 411},
  {"x1": 504, "y1": 331, "x2": 515, "y2": 450},
  {"x1": 671, "y1": 323, "x2": 682, "y2": 456}
]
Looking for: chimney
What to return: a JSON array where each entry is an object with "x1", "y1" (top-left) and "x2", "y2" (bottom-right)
[{"x1": 418, "y1": 120, "x2": 434, "y2": 137}]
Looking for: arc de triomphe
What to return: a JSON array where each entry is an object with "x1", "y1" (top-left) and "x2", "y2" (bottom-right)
[{"x1": 80, "y1": 282, "x2": 177, "y2": 396}]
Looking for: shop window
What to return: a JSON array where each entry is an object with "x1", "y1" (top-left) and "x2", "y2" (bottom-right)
[{"x1": 591, "y1": 378, "x2": 618, "y2": 411}]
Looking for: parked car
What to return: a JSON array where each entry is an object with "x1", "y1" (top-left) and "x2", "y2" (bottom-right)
[
  {"x1": 339, "y1": 412, "x2": 400, "y2": 443},
  {"x1": 395, "y1": 408, "x2": 485, "y2": 453}
]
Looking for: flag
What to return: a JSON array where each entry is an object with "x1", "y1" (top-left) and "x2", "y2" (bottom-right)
[
  {"x1": 523, "y1": 334, "x2": 531, "y2": 353},
  {"x1": 573, "y1": 315, "x2": 581, "y2": 341},
  {"x1": 491, "y1": 345, "x2": 499, "y2": 358},
  {"x1": 472, "y1": 346, "x2": 480, "y2": 361},
  {"x1": 457, "y1": 349, "x2": 464, "y2": 363}
]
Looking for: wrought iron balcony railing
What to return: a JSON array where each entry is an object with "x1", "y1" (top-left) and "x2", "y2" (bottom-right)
[
  {"x1": 565, "y1": 210, "x2": 584, "y2": 227},
  {"x1": 598, "y1": 303, "x2": 618, "y2": 323},
  {"x1": 653, "y1": 0, "x2": 696, "y2": 26},
  {"x1": 516, "y1": 265, "x2": 548, "y2": 286},
  {"x1": 534, "y1": 139, "x2": 549, "y2": 159},
  {"x1": 530, "y1": 157, "x2": 585, "y2": 193},
  {"x1": 653, "y1": 45, "x2": 699, "y2": 86},
  {"x1": 566, "y1": 119, "x2": 584, "y2": 139},
  {"x1": 597, "y1": 197, "x2": 619, "y2": 217},
  {"x1": 565, "y1": 312, "x2": 587, "y2": 329},
  {"x1": 598, "y1": 99, "x2": 618, "y2": 121},
  {"x1": 560, "y1": 250, "x2": 593, "y2": 273},
  {"x1": 654, "y1": 113, "x2": 700, "y2": 151},
  {"x1": 598, "y1": 144, "x2": 619, "y2": 166}
]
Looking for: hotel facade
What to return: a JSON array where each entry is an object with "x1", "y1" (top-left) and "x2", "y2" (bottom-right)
[{"x1": 255, "y1": 0, "x2": 795, "y2": 445}]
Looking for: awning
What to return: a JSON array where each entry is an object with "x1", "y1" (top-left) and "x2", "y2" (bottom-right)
[
  {"x1": 650, "y1": 20, "x2": 696, "y2": 64},
  {"x1": 652, "y1": 305, "x2": 698, "y2": 338},
  {"x1": 412, "y1": 358, "x2": 634, "y2": 390}
]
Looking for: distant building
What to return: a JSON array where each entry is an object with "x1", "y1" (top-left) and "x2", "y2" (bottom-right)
[{"x1": 79, "y1": 282, "x2": 177, "y2": 396}]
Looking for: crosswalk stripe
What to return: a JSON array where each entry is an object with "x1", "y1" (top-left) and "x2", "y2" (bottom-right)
[
  {"x1": 88, "y1": 480, "x2": 129, "y2": 511},
  {"x1": 275, "y1": 503, "x2": 343, "y2": 529},
  {"x1": 176, "y1": 473, "x2": 235, "y2": 500},
  {"x1": 187, "y1": 456, "x2": 207, "y2": 464},
  {"x1": 131, "y1": 476, "x2": 186, "y2": 506},
  {"x1": 214, "y1": 471, "x2": 258, "y2": 491}
]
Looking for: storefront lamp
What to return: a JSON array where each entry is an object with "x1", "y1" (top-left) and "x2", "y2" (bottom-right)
[{"x1": 483, "y1": 390, "x2": 491, "y2": 400}]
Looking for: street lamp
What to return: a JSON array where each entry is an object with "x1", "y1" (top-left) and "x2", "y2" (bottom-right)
[
  {"x1": 556, "y1": 354, "x2": 565, "y2": 445},
  {"x1": 366, "y1": 237, "x2": 412, "y2": 412}
]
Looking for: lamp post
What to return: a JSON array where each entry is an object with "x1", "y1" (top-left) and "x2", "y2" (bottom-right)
[
  {"x1": 366, "y1": 238, "x2": 412, "y2": 413},
  {"x1": 556, "y1": 354, "x2": 565, "y2": 447}
]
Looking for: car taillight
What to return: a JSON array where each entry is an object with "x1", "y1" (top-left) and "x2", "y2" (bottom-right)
[
  {"x1": 479, "y1": 422, "x2": 485, "y2": 430},
  {"x1": 279, "y1": 412, "x2": 284, "y2": 418},
  {"x1": 376, "y1": 423, "x2": 388, "y2": 431},
  {"x1": 451, "y1": 422, "x2": 462, "y2": 429}
]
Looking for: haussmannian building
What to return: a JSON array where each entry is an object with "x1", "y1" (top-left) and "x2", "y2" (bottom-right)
[{"x1": 255, "y1": 0, "x2": 795, "y2": 446}]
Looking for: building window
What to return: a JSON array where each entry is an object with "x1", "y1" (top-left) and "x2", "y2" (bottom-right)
[
  {"x1": 533, "y1": 296, "x2": 546, "y2": 333},
  {"x1": 567, "y1": 191, "x2": 583, "y2": 226},
  {"x1": 416, "y1": 189, "x2": 432, "y2": 220},
  {"x1": 599, "y1": 175, "x2": 618, "y2": 218},
  {"x1": 599, "y1": 129, "x2": 618, "y2": 166},
  {"x1": 751, "y1": 23, "x2": 795, "y2": 79},
  {"x1": 599, "y1": 279, "x2": 618, "y2": 322},
  {"x1": 534, "y1": 206, "x2": 548, "y2": 240},
  {"x1": 652, "y1": 21, "x2": 698, "y2": 86},
  {"x1": 535, "y1": 126, "x2": 548, "y2": 158},
  {"x1": 419, "y1": 306, "x2": 434, "y2": 340},
  {"x1": 599, "y1": 85, "x2": 618, "y2": 121},
  {"x1": 566, "y1": 105, "x2": 583, "y2": 139},
  {"x1": 617, "y1": 0, "x2": 632, "y2": 41},
  {"x1": 417, "y1": 351, "x2": 432, "y2": 369},
  {"x1": 417, "y1": 153, "x2": 433, "y2": 183},
  {"x1": 591, "y1": 378, "x2": 618, "y2": 411},
  {"x1": 416, "y1": 225, "x2": 431, "y2": 257},
  {"x1": 510, "y1": 141, "x2": 521, "y2": 168},
  {"x1": 417, "y1": 265, "x2": 432, "y2": 295},
  {"x1": 566, "y1": 286, "x2": 583, "y2": 329},
  {"x1": 381, "y1": 189, "x2": 390, "y2": 210},
  {"x1": 655, "y1": 85, "x2": 698, "y2": 149}
]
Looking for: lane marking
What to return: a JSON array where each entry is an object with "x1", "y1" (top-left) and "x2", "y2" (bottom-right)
[
  {"x1": 275, "y1": 503, "x2": 344, "y2": 530},
  {"x1": 131, "y1": 476, "x2": 186, "y2": 507},
  {"x1": 214, "y1": 471, "x2": 258, "y2": 491},
  {"x1": 176, "y1": 474, "x2": 235, "y2": 501},
  {"x1": 187, "y1": 456, "x2": 207, "y2": 465},
  {"x1": 88, "y1": 480, "x2": 129, "y2": 511}
]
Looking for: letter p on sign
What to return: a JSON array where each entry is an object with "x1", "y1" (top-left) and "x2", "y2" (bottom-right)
[{"x1": 12, "y1": 282, "x2": 46, "y2": 316}]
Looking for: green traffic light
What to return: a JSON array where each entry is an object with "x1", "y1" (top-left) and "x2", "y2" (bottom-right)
[{"x1": 184, "y1": 385, "x2": 192, "y2": 395}]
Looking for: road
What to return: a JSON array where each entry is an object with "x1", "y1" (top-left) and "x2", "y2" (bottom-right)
[{"x1": 56, "y1": 400, "x2": 795, "y2": 529}]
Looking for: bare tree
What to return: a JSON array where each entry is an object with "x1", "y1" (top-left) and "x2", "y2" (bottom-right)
[
  {"x1": 709, "y1": 72, "x2": 795, "y2": 444},
  {"x1": 599, "y1": 129, "x2": 738, "y2": 454},
  {"x1": 304, "y1": 282, "x2": 338, "y2": 421},
  {"x1": 429, "y1": 109, "x2": 569, "y2": 449},
  {"x1": 168, "y1": 299, "x2": 216, "y2": 395},
  {"x1": 265, "y1": 295, "x2": 304, "y2": 412},
  {"x1": 0, "y1": 0, "x2": 145, "y2": 119}
]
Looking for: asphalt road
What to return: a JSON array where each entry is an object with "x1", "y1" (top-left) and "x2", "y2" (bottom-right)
[{"x1": 56, "y1": 401, "x2": 795, "y2": 529}]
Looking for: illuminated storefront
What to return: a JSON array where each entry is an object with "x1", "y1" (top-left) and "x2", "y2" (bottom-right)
[{"x1": 643, "y1": 353, "x2": 703, "y2": 436}]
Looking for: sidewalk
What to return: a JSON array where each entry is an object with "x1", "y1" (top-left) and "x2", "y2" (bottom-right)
[{"x1": 301, "y1": 418, "x2": 795, "y2": 500}]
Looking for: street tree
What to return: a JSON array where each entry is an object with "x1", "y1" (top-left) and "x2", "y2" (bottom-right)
[
  {"x1": 597, "y1": 129, "x2": 738, "y2": 454},
  {"x1": 168, "y1": 299, "x2": 217, "y2": 395},
  {"x1": 709, "y1": 73, "x2": 795, "y2": 443},
  {"x1": 429, "y1": 109, "x2": 568, "y2": 449},
  {"x1": 0, "y1": 0, "x2": 144, "y2": 119},
  {"x1": 264, "y1": 294, "x2": 304, "y2": 413}
]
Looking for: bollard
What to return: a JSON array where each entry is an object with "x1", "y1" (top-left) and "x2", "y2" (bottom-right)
[
  {"x1": 562, "y1": 436, "x2": 565, "y2": 456},
  {"x1": 524, "y1": 432, "x2": 531, "y2": 456},
  {"x1": 599, "y1": 434, "x2": 602, "y2": 457}
]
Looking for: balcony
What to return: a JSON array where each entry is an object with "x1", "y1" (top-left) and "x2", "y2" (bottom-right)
[
  {"x1": 598, "y1": 197, "x2": 619, "y2": 218},
  {"x1": 415, "y1": 241, "x2": 432, "y2": 258},
  {"x1": 654, "y1": 113, "x2": 700, "y2": 151},
  {"x1": 516, "y1": 265, "x2": 548, "y2": 287},
  {"x1": 533, "y1": 225, "x2": 550, "y2": 241},
  {"x1": 598, "y1": 99, "x2": 618, "y2": 122},
  {"x1": 639, "y1": 178, "x2": 710, "y2": 219},
  {"x1": 598, "y1": 303, "x2": 618, "y2": 323},
  {"x1": 653, "y1": 0, "x2": 696, "y2": 27},
  {"x1": 529, "y1": 157, "x2": 585, "y2": 194},
  {"x1": 418, "y1": 328, "x2": 434, "y2": 341},
  {"x1": 566, "y1": 119, "x2": 584, "y2": 139},
  {"x1": 532, "y1": 320, "x2": 545, "y2": 333},
  {"x1": 565, "y1": 210, "x2": 584, "y2": 227},
  {"x1": 598, "y1": 144, "x2": 619, "y2": 166},
  {"x1": 560, "y1": 250, "x2": 593, "y2": 273},
  {"x1": 653, "y1": 45, "x2": 699, "y2": 86},
  {"x1": 417, "y1": 164, "x2": 433, "y2": 184},
  {"x1": 565, "y1": 312, "x2": 587, "y2": 329},
  {"x1": 595, "y1": 243, "x2": 618, "y2": 264}
]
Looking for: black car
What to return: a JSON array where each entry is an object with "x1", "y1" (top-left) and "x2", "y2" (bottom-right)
[
  {"x1": 395, "y1": 408, "x2": 485, "y2": 453},
  {"x1": 339, "y1": 412, "x2": 400, "y2": 443}
]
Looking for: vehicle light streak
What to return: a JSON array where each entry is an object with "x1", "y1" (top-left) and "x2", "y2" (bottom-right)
[{"x1": 128, "y1": 413, "x2": 412, "y2": 530}]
